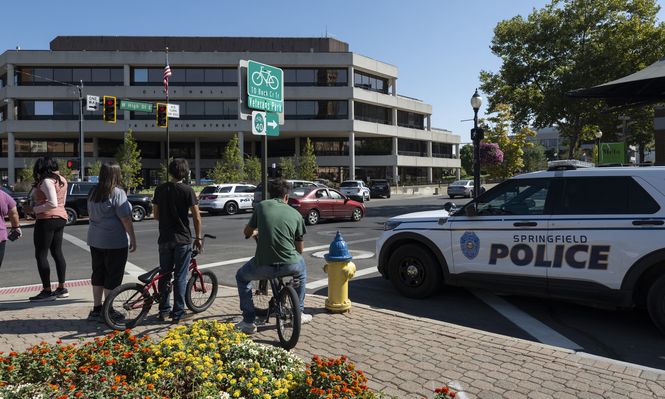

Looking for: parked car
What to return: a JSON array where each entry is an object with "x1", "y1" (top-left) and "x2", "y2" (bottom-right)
[
  {"x1": 253, "y1": 179, "x2": 316, "y2": 205},
  {"x1": 30, "y1": 182, "x2": 153, "y2": 225},
  {"x1": 369, "y1": 179, "x2": 391, "y2": 199},
  {"x1": 198, "y1": 184, "x2": 256, "y2": 215},
  {"x1": 1, "y1": 186, "x2": 29, "y2": 218},
  {"x1": 447, "y1": 179, "x2": 485, "y2": 198},
  {"x1": 339, "y1": 180, "x2": 370, "y2": 202},
  {"x1": 288, "y1": 186, "x2": 365, "y2": 225}
]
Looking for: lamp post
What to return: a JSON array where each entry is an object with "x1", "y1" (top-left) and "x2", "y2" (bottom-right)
[
  {"x1": 595, "y1": 130, "x2": 603, "y2": 165},
  {"x1": 470, "y1": 89, "x2": 484, "y2": 198}
]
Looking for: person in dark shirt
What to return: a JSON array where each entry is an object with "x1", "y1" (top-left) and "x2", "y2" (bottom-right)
[{"x1": 152, "y1": 159, "x2": 203, "y2": 323}]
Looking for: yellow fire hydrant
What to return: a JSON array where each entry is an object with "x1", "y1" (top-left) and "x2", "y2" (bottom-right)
[{"x1": 323, "y1": 231, "x2": 356, "y2": 313}]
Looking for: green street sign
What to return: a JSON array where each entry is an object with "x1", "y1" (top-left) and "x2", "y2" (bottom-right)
[
  {"x1": 120, "y1": 100, "x2": 153, "y2": 113},
  {"x1": 266, "y1": 112, "x2": 279, "y2": 136},
  {"x1": 247, "y1": 60, "x2": 283, "y2": 113},
  {"x1": 600, "y1": 142, "x2": 626, "y2": 164}
]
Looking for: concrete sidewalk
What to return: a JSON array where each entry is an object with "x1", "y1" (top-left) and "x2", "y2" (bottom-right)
[{"x1": 1, "y1": 281, "x2": 664, "y2": 398}]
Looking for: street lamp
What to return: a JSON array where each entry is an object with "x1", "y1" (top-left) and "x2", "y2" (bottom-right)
[
  {"x1": 470, "y1": 89, "x2": 484, "y2": 198},
  {"x1": 595, "y1": 130, "x2": 603, "y2": 165}
]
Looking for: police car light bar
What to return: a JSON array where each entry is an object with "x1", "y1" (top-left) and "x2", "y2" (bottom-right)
[{"x1": 547, "y1": 160, "x2": 595, "y2": 171}]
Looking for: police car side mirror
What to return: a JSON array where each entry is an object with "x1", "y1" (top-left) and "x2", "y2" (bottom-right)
[
  {"x1": 443, "y1": 202, "x2": 456, "y2": 212},
  {"x1": 465, "y1": 202, "x2": 478, "y2": 217}
]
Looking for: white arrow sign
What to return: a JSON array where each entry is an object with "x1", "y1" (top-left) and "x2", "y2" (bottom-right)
[
  {"x1": 86, "y1": 95, "x2": 99, "y2": 111},
  {"x1": 267, "y1": 119, "x2": 278, "y2": 129}
]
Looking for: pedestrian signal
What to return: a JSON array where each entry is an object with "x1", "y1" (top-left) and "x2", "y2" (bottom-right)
[
  {"x1": 157, "y1": 103, "x2": 168, "y2": 128},
  {"x1": 103, "y1": 96, "x2": 116, "y2": 123},
  {"x1": 66, "y1": 159, "x2": 79, "y2": 170}
]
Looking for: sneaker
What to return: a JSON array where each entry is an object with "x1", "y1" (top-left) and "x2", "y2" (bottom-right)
[
  {"x1": 53, "y1": 287, "x2": 69, "y2": 298},
  {"x1": 234, "y1": 320, "x2": 257, "y2": 334},
  {"x1": 29, "y1": 290, "x2": 56, "y2": 302},
  {"x1": 171, "y1": 312, "x2": 194, "y2": 324},
  {"x1": 301, "y1": 313, "x2": 313, "y2": 324},
  {"x1": 158, "y1": 312, "x2": 170, "y2": 322},
  {"x1": 87, "y1": 307, "x2": 102, "y2": 321}
]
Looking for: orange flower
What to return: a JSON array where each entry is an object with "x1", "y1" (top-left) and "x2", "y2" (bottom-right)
[{"x1": 147, "y1": 384, "x2": 155, "y2": 390}]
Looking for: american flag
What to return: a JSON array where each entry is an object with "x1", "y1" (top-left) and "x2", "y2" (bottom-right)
[{"x1": 163, "y1": 64, "x2": 172, "y2": 95}]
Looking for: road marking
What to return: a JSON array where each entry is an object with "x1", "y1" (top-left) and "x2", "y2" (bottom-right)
[
  {"x1": 62, "y1": 233, "x2": 147, "y2": 277},
  {"x1": 306, "y1": 266, "x2": 379, "y2": 290},
  {"x1": 471, "y1": 289, "x2": 583, "y2": 351},
  {"x1": 197, "y1": 237, "x2": 377, "y2": 270}
]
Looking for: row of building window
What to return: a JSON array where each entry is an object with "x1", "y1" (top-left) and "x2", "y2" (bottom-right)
[
  {"x1": 11, "y1": 67, "x2": 389, "y2": 91},
  {"x1": 1, "y1": 138, "x2": 453, "y2": 160}
]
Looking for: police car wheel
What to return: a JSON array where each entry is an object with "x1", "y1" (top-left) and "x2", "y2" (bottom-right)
[
  {"x1": 225, "y1": 201, "x2": 238, "y2": 215},
  {"x1": 388, "y1": 243, "x2": 442, "y2": 299},
  {"x1": 647, "y1": 274, "x2": 665, "y2": 335}
]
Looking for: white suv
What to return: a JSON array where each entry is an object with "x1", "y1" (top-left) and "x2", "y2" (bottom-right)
[
  {"x1": 340, "y1": 180, "x2": 371, "y2": 202},
  {"x1": 198, "y1": 184, "x2": 256, "y2": 215},
  {"x1": 376, "y1": 165, "x2": 665, "y2": 334}
]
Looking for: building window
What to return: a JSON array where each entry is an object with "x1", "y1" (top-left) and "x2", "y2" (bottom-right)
[
  {"x1": 304, "y1": 138, "x2": 349, "y2": 156},
  {"x1": 13, "y1": 139, "x2": 92, "y2": 157},
  {"x1": 16, "y1": 67, "x2": 123, "y2": 86},
  {"x1": 432, "y1": 143, "x2": 453, "y2": 158},
  {"x1": 130, "y1": 100, "x2": 237, "y2": 120},
  {"x1": 283, "y1": 68, "x2": 348, "y2": 87},
  {"x1": 354, "y1": 102, "x2": 392, "y2": 125},
  {"x1": 98, "y1": 139, "x2": 123, "y2": 157},
  {"x1": 137, "y1": 141, "x2": 161, "y2": 159},
  {"x1": 0, "y1": 74, "x2": 5, "y2": 88},
  {"x1": 397, "y1": 110, "x2": 425, "y2": 129},
  {"x1": 267, "y1": 139, "x2": 295, "y2": 158},
  {"x1": 354, "y1": 71, "x2": 390, "y2": 94},
  {"x1": 171, "y1": 142, "x2": 194, "y2": 159},
  {"x1": 355, "y1": 138, "x2": 392, "y2": 156},
  {"x1": 132, "y1": 67, "x2": 237, "y2": 86},
  {"x1": 285, "y1": 100, "x2": 348, "y2": 120},
  {"x1": 200, "y1": 142, "x2": 228, "y2": 158},
  {"x1": 17, "y1": 100, "x2": 113, "y2": 120},
  {"x1": 398, "y1": 167, "x2": 428, "y2": 185},
  {"x1": 398, "y1": 139, "x2": 427, "y2": 157}
]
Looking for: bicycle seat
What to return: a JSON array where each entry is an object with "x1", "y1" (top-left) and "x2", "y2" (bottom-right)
[{"x1": 138, "y1": 267, "x2": 161, "y2": 284}]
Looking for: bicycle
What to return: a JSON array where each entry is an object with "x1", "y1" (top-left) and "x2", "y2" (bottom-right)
[
  {"x1": 250, "y1": 276, "x2": 301, "y2": 350},
  {"x1": 102, "y1": 234, "x2": 218, "y2": 330},
  {"x1": 251, "y1": 66, "x2": 279, "y2": 90}
]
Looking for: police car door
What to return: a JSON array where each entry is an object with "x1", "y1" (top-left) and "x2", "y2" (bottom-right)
[
  {"x1": 547, "y1": 175, "x2": 663, "y2": 297},
  {"x1": 449, "y1": 178, "x2": 552, "y2": 294}
]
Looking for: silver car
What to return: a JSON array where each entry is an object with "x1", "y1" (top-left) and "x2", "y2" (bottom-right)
[{"x1": 447, "y1": 180, "x2": 485, "y2": 198}]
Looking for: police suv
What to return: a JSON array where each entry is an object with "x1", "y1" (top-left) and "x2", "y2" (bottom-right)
[
  {"x1": 376, "y1": 162, "x2": 665, "y2": 334},
  {"x1": 198, "y1": 184, "x2": 256, "y2": 215}
]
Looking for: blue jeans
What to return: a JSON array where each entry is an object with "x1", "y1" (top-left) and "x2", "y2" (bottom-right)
[
  {"x1": 158, "y1": 242, "x2": 192, "y2": 318},
  {"x1": 236, "y1": 256, "x2": 307, "y2": 323}
]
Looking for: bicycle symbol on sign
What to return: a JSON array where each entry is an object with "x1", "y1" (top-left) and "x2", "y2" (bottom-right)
[{"x1": 251, "y1": 66, "x2": 280, "y2": 90}]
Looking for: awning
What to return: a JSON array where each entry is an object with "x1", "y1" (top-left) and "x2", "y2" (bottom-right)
[{"x1": 567, "y1": 56, "x2": 665, "y2": 107}]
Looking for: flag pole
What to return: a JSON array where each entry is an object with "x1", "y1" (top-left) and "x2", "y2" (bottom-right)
[{"x1": 165, "y1": 46, "x2": 170, "y2": 163}]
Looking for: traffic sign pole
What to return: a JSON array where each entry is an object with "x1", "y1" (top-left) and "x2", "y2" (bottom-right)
[{"x1": 78, "y1": 80, "x2": 84, "y2": 181}]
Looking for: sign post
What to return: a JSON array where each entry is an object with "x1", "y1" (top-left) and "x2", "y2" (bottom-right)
[{"x1": 243, "y1": 60, "x2": 284, "y2": 202}]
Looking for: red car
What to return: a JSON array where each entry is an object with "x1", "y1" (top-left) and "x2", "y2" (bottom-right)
[{"x1": 288, "y1": 187, "x2": 365, "y2": 225}]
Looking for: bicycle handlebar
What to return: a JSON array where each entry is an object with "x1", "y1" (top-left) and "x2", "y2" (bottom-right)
[{"x1": 203, "y1": 234, "x2": 216, "y2": 239}]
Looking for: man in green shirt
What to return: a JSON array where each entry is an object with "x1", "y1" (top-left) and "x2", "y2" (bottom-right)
[{"x1": 235, "y1": 179, "x2": 311, "y2": 334}]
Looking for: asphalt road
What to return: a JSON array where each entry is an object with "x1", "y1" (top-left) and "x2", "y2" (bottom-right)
[{"x1": 2, "y1": 195, "x2": 664, "y2": 370}]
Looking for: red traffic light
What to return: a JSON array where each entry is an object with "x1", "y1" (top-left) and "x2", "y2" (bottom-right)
[
  {"x1": 103, "y1": 96, "x2": 116, "y2": 123},
  {"x1": 67, "y1": 160, "x2": 73, "y2": 168},
  {"x1": 156, "y1": 103, "x2": 168, "y2": 128}
]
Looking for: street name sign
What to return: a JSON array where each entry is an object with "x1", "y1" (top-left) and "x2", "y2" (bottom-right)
[
  {"x1": 86, "y1": 95, "x2": 99, "y2": 111},
  {"x1": 247, "y1": 60, "x2": 284, "y2": 113},
  {"x1": 120, "y1": 100, "x2": 153, "y2": 113}
]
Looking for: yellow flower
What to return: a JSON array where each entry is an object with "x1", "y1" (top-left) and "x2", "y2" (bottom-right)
[
  {"x1": 253, "y1": 388, "x2": 260, "y2": 394},
  {"x1": 233, "y1": 390, "x2": 241, "y2": 398}
]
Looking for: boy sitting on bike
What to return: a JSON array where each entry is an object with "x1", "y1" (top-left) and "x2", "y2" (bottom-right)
[{"x1": 235, "y1": 178, "x2": 312, "y2": 334}]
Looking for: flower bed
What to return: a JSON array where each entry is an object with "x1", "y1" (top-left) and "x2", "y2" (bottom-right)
[{"x1": 0, "y1": 320, "x2": 457, "y2": 399}]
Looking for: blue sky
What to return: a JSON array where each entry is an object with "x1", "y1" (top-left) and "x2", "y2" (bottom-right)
[{"x1": 3, "y1": 0, "x2": 663, "y2": 143}]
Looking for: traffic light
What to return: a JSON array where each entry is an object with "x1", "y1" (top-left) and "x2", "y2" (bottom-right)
[
  {"x1": 156, "y1": 103, "x2": 168, "y2": 128},
  {"x1": 66, "y1": 159, "x2": 79, "y2": 170},
  {"x1": 103, "y1": 96, "x2": 116, "y2": 123}
]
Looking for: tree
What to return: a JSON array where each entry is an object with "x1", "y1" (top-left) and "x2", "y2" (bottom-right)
[
  {"x1": 244, "y1": 157, "x2": 261, "y2": 183},
  {"x1": 88, "y1": 160, "x2": 102, "y2": 177},
  {"x1": 115, "y1": 129, "x2": 143, "y2": 192},
  {"x1": 279, "y1": 157, "x2": 298, "y2": 179},
  {"x1": 216, "y1": 135, "x2": 245, "y2": 183},
  {"x1": 460, "y1": 144, "x2": 474, "y2": 176},
  {"x1": 299, "y1": 138, "x2": 318, "y2": 181},
  {"x1": 14, "y1": 163, "x2": 34, "y2": 191},
  {"x1": 480, "y1": 0, "x2": 665, "y2": 158},
  {"x1": 159, "y1": 157, "x2": 174, "y2": 184},
  {"x1": 523, "y1": 144, "x2": 548, "y2": 172},
  {"x1": 482, "y1": 104, "x2": 536, "y2": 179}
]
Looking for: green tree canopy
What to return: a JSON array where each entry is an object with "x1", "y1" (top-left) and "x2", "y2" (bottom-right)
[
  {"x1": 56, "y1": 159, "x2": 73, "y2": 181},
  {"x1": 88, "y1": 160, "x2": 102, "y2": 177},
  {"x1": 115, "y1": 129, "x2": 144, "y2": 192},
  {"x1": 299, "y1": 138, "x2": 318, "y2": 181},
  {"x1": 460, "y1": 144, "x2": 474, "y2": 176},
  {"x1": 482, "y1": 104, "x2": 536, "y2": 179},
  {"x1": 279, "y1": 157, "x2": 298, "y2": 179},
  {"x1": 244, "y1": 157, "x2": 261, "y2": 184},
  {"x1": 480, "y1": 0, "x2": 665, "y2": 158},
  {"x1": 523, "y1": 144, "x2": 549, "y2": 172}
]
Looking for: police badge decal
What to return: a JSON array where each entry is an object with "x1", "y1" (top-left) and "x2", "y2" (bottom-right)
[{"x1": 460, "y1": 231, "x2": 480, "y2": 260}]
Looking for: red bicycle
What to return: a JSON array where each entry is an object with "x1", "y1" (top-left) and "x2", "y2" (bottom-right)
[{"x1": 102, "y1": 234, "x2": 218, "y2": 330}]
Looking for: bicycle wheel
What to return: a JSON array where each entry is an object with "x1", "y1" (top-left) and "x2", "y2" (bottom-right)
[
  {"x1": 251, "y1": 71, "x2": 263, "y2": 86},
  {"x1": 267, "y1": 75, "x2": 279, "y2": 90},
  {"x1": 103, "y1": 283, "x2": 151, "y2": 330},
  {"x1": 185, "y1": 270, "x2": 218, "y2": 313},
  {"x1": 276, "y1": 285, "x2": 301, "y2": 350},
  {"x1": 252, "y1": 280, "x2": 271, "y2": 317}
]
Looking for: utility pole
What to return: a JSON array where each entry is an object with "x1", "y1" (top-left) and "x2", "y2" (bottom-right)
[{"x1": 77, "y1": 80, "x2": 85, "y2": 181}]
